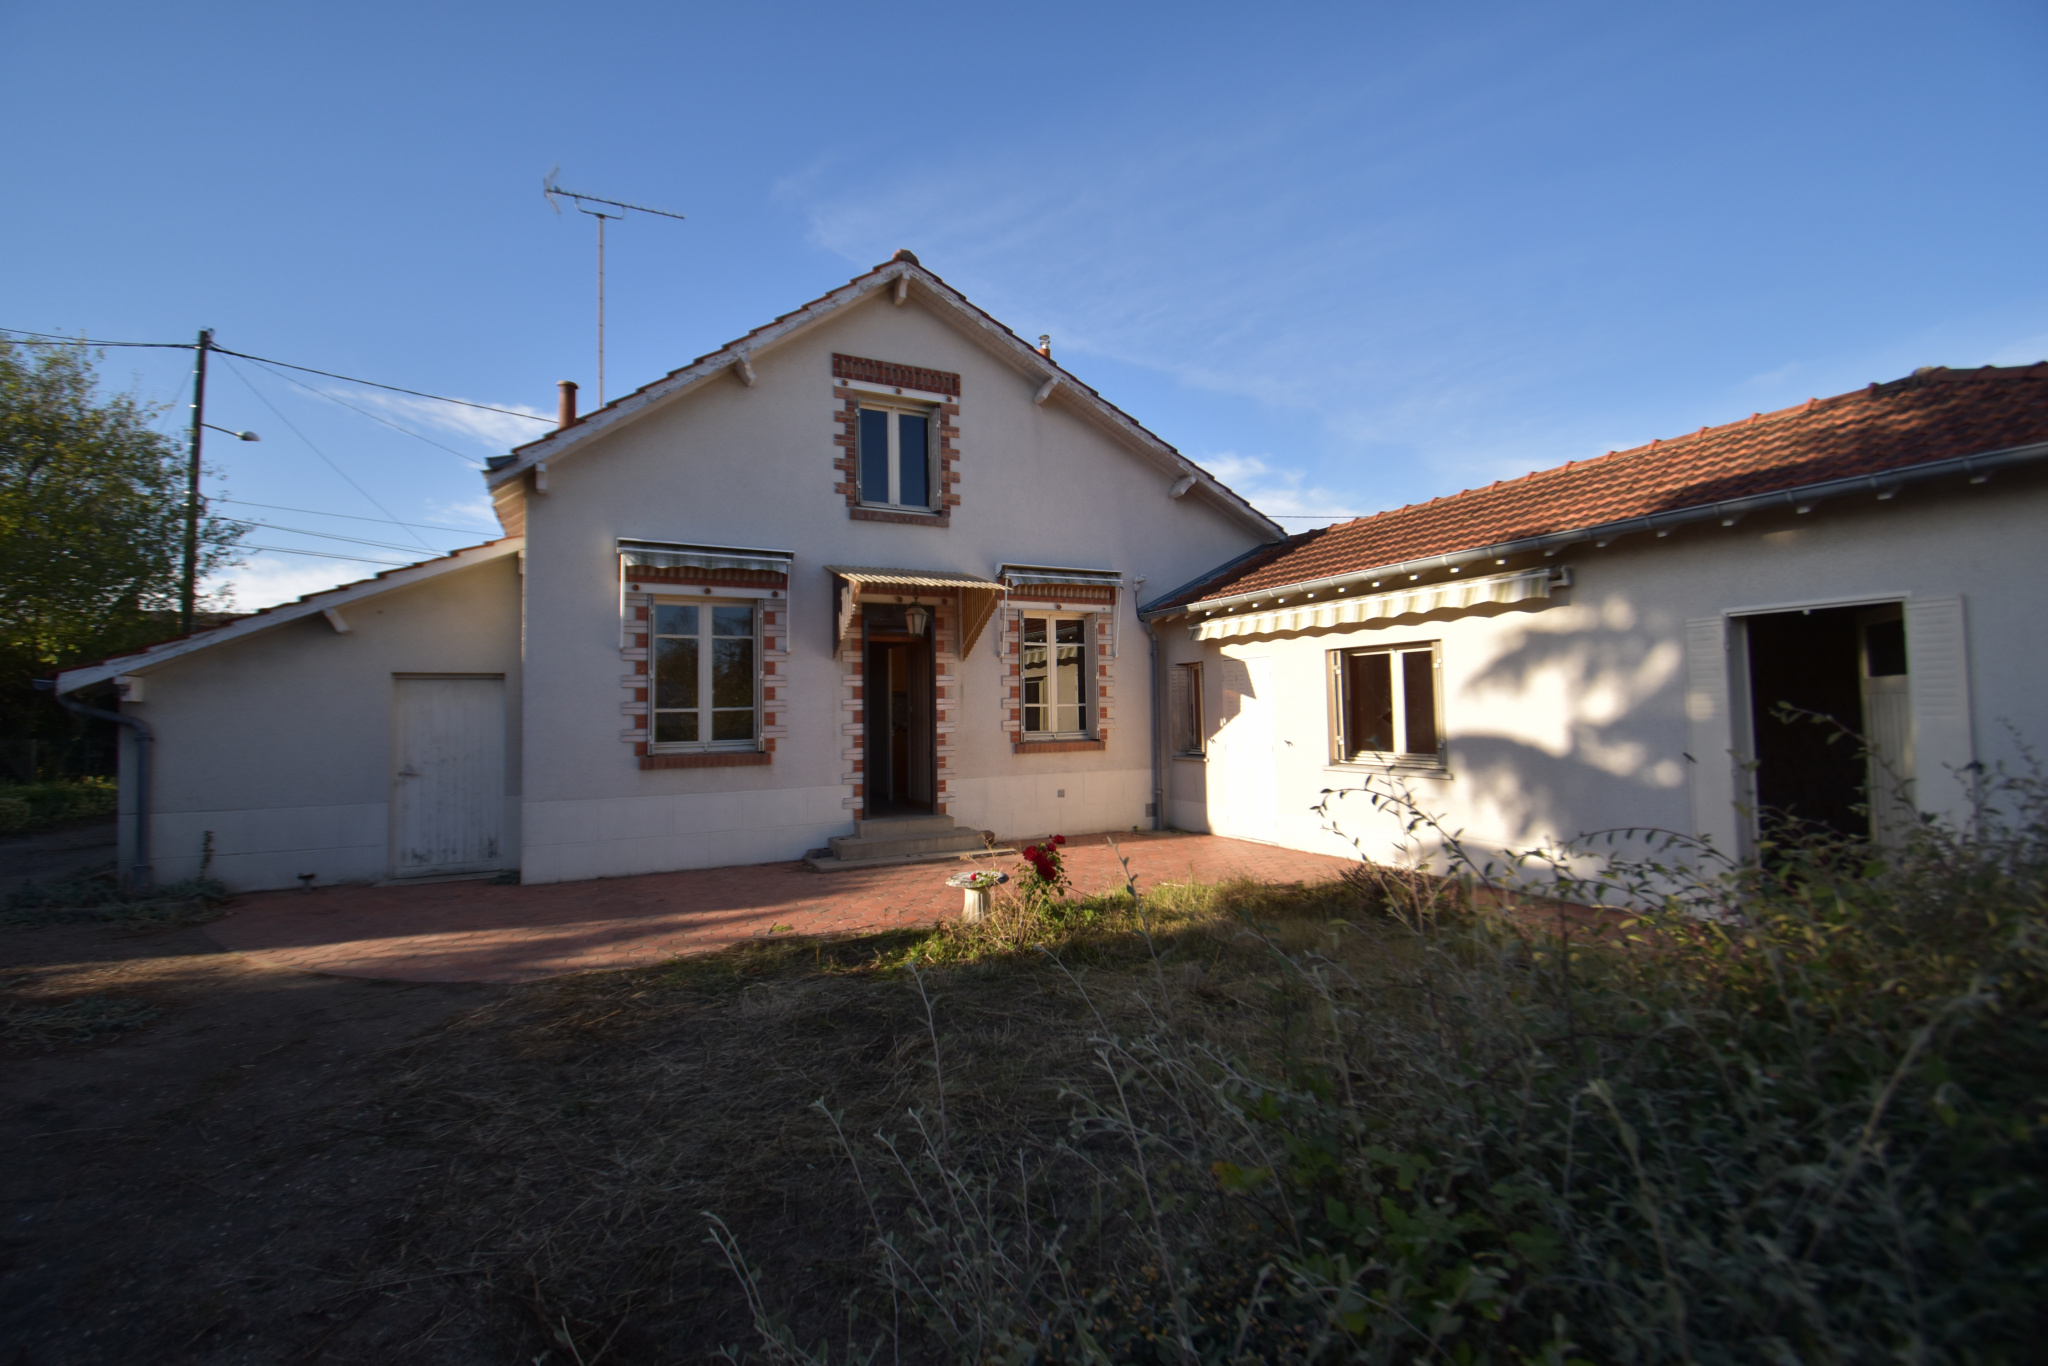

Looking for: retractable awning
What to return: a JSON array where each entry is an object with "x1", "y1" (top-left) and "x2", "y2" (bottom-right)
[
  {"x1": 619, "y1": 540, "x2": 793, "y2": 575},
  {"x1": 998, "y1": 564, "x2": 1123, "y2": 590},
  {"x1": 825, "y1": 565, "x2": 1003, "y2": 657},
  {"x1": 1189, "y1": 566, "x2": 1566, "y2": 641}
]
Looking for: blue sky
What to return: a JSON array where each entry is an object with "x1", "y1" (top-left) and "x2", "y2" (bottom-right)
[{"x1": 5, "y1": 0, "x2": 2044, "y2": 607}]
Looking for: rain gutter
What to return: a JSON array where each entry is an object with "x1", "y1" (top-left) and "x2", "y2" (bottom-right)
[{"x1": 1144, "y1": 439, "x2": 2048, "y2": 622}]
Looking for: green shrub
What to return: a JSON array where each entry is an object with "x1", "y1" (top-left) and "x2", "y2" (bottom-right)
[
  {"x1": 734, "y1": 770, "x2": 2048, "y2": 1364},
  {"x1": 0, "y1": 778, "x2": 117, "y2": 834}
]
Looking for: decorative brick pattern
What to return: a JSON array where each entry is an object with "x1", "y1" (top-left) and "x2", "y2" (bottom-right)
[
  {"x1": 838, "y1": 596, "x2": 960, "y2": 817},
  {"x1": 998, "y1": 602, "x2": 1116, "y2": 755},
  {"x1": 830, "y1": 358, "x2": 962, "y2": 523},
  {"x1": 832, "y1": 352, "x2": 961, "y2": 397},
  {"x1": 620, "y1": 564, "x2": 789, "y2": 767}
]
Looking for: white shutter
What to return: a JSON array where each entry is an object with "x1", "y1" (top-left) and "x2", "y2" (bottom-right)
[
  {"x1": 1168, "y1": 662, "x2": 1189, "y2": 754},
  {"x1": 1684, "y1": 617, "x2": 1741, "y2": 855},
  {"x1": 1904, "y1": 595, "x2": 1975, "y2": 828}
]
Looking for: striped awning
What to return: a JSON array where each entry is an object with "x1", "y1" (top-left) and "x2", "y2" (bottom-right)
[
  {"x1": 826, "y1": 566, "x2": 1003, "y2": 657},
  {"x1": 998, "y1": 563, "x2": 1123, "y2": 590},
  {"x1": 1190, "y1": 566, "x2": 1566, "y2": 641},
  {"x1": 620, "y1": 539, "x2": 792, "y2": 574}
]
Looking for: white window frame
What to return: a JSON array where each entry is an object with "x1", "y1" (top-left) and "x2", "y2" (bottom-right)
[
  {"x1": 1020, "y1": 611, "x2": 1094, "y2": 740},
  {"x1": 1170, "y1": 661, "x2": 1204, "y2": 757},
  {"x1": 648, "y1": 595, "x2": 763, "y2": 752},
  {"x1": 1328, "y1": 639, "x2": 1445, "y2": 768},
  {"x1": 856, "y1": 400, "x2": 938, "y2": 511}
]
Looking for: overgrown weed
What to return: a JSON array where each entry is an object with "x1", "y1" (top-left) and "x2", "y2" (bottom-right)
[
  {"x1": 2, "y1": 873, "x2": 229, "y2": 927},
  {"x1": 707, "y1": 768, "x2": 2048, "y2": 1364}
]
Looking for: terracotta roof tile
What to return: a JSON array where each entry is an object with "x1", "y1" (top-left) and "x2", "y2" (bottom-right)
[{"x1": 1165, "y1": 364, "x2": 2048, "y2": 609}]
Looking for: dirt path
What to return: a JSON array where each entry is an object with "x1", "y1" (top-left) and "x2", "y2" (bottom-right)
[{"x1": 0, "y1": 919, "x2": 496, "y2": 1363}]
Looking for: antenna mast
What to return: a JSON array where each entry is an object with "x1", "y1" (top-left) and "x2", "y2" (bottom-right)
[{"x1": 544, "y1": 170, "x2": 686, "y2": 406}]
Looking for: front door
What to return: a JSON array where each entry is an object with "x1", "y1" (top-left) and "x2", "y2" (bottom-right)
[
  {"x1": 392, "y1": 675, "x2": 506, "y2": 877},
  {"x1": 863, "y1": 606, "x2": 935, "y2": 816}
]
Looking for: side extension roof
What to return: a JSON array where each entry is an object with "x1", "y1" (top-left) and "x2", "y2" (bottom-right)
[{"x1": 55, "y1": 538, "x2": 524, "y2": 694}]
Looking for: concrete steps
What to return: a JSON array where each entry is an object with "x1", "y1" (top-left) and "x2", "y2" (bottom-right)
[{"x1": 802, "y1": 814, "x2": 1011, "y2": 873}]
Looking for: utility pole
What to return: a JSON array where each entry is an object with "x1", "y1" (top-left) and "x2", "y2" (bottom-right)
[
  {"x1": 181, "y1": 328, "x2": 211, "y2": 637},
  {"x1": 543, "y1": 173, "x2": 686, "y2": 407}
]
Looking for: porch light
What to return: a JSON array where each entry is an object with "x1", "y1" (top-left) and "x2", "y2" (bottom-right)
[{"x1": 905, "y1": 604, "x2": 930, "y2": 636}]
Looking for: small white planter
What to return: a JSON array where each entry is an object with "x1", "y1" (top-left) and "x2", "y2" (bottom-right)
[{"x1": 945, "y1": 870, "x2": 1009, "y2": 923}]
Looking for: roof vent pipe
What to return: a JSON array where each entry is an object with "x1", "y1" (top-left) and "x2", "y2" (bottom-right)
[
  {"x1": 1037, "y1": 334, "x2": 1052, "y2": 359},
  {"x1": 557, "y1": 380, "x2": 580, "y2": 430}
]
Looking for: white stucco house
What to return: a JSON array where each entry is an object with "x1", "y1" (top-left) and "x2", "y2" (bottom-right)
[
  {"x1": 56, "y1": 253, "x2": 1282, "y2": 890},
  {"x1": 1142, "y1": 365, "x2": 2048, "y2": 871},
  {"x1": 54, "y1": 258, "x2": 2048, "y2": 895}
]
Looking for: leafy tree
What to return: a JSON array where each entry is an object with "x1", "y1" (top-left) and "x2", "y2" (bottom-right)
[{"x1": 0, "y1": 338, "x2": 247, "y2": 776}]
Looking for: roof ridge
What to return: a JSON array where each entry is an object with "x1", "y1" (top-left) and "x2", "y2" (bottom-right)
[{"x1": 1150, "y1": 362, "x2": 2048, "y2": 612}]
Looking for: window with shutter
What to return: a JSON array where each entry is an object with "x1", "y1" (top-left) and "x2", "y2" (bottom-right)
[
  {"x1": 1170, "y1": 662, "x2": 1203, "y2": 755},
  {"x1": 1328, "y1": 641, "x2": 1444, "y2": 766}
]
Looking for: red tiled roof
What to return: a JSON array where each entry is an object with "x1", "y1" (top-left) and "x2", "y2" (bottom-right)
[{"x1": 1163, "y1": 364, "x2": 2048, "y2": 609}]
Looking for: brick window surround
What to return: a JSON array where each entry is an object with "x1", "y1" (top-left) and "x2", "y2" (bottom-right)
[
  {"x1": 999, "y1": 581, "x2": 1119, "y2": 755},
  {"x1": 831, "y1": 353, "x2": 961, "y2": 527},
  {"x1": 619, "y1": 562, "x2": 791, "y2": 770}
]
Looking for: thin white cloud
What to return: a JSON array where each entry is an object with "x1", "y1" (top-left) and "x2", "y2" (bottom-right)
[
  {"x1": 347, "y1": 390, "x2": 552, "y2": 451},
  {"x1": 427, "y1": 494, "x2": 501, "y2": 531},
  {"x1": 1985, "y1": 332, "x2": 2048, "y2": 367},
  {"x1": 1201, "y1": 453, "x2": 1361, "y2": 530},
  {"x1": 205, "y1": 555, "x2": 385, "y2": 611}
]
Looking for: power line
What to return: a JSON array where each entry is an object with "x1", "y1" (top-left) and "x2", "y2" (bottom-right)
[
  {"x1": 237, "y1": 543, "x2": 415, "y2": 567},
  {"x1": 220, "y1": 357, "x2": 438, "y2": 553},
  {"x1": 211, "y1": 347, "x2": 551, "y2": 423},
  {"x1": 213, "y1": 498, "x2": 496, "y2": 536},
  {"x1": 236, "y1": 519, "x2": 470, "y2": 555},
  {"x1": 0, "y1": 327, "x2": 195, "y2": 350},
  {"x1": 239, "y1": 356, "x2": 485, "y2": 468},
  {"x1": 2, "y1": 326, "x2": 552, "y2": 424}
]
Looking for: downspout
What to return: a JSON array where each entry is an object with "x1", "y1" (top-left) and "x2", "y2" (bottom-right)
[
  {"x1": 39, "y1": 683, "x2": 153, "y2": 892},
  {"x1": 1140, "y1": 614, "x2": 1164, "y2": 833}
]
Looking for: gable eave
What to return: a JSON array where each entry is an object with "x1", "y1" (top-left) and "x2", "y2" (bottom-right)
[
  {"x1": 54, "y1": 538, "x2": 525, "y2": 694},
  {"x1": 483, "y1": 259, "x2": 1283, "y2": 542}
]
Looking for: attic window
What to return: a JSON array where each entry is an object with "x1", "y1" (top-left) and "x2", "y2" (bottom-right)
[{"x1": 858, "y1": 401, "x2": 935, "y2": 510}]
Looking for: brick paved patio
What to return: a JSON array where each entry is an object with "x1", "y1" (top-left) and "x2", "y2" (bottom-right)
[{"x1": 205, "y1": 832, "x2": 1357, "y2": 984}]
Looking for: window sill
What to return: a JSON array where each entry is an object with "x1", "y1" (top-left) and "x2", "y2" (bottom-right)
[
  {"x1": 641, "y1": 751, "x2": 772, "y2": 770},
  {"x1": 1014, "y1": 737, "x2": 1106, "y2": 755},
  {"x1": 851, "y1": 505, "x2": 949, "y2": 528},
  {"x1": 1325, "y1": 757, "x2": 1450, "y2": 778},
  {"x1": 1171, "y1": 752, "x2": 1206, "y2": 762}
]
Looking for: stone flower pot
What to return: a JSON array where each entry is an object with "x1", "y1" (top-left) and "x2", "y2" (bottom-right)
[{"x1": 945, "y1": 870, "x2": 1009, "y2": 923}]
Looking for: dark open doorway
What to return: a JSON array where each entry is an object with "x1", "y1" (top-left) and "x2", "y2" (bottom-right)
[
  {"x1": 1744, "y1": 603, "x2": 1910, "y2": 845},
  {"x1": 863, "y1": 604, "x2": 936, "y2": 816}
]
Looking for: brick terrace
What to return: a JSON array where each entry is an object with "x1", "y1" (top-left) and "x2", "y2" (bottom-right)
[{"x1": 207, "y1": 832, "x2": 1356, "y2": 985}]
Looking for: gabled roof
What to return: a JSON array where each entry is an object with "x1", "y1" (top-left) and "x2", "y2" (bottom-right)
[
  {"x1": 485, "y1": 253, "x2": 1282, "y2": 542},
  {"x1": 1147, "y1": 363, "x2": 2048, "y2": 615},
  {"x1": 55, "y1": 538, "x2": 523, "y2": 693}
]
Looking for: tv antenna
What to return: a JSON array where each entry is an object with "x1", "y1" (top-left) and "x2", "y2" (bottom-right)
[{"x1": 544, "y1": 167, "x2": 686, "y2": 406}]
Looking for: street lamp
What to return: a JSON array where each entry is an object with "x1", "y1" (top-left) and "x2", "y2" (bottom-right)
[{"x1": 203, "y1": 423, "x2": 259, "y2": 441}]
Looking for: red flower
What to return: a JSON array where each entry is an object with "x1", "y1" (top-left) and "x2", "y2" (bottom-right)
[
  {"x1": 1052, "y1": 834, "x2": 1067, "y2": 846},
  {"x1": 1023, "y1": 844, "x2": 1039, "y2": 858}
]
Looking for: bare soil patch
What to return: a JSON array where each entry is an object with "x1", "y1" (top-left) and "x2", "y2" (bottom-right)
[{"x1": 1, "y1": 917, "x2": 496, "y2": 1363}]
